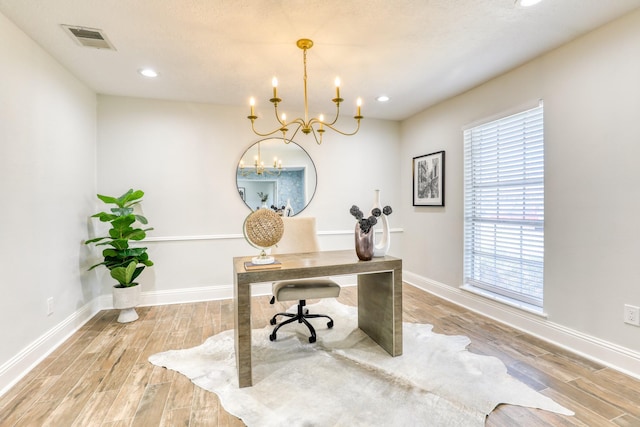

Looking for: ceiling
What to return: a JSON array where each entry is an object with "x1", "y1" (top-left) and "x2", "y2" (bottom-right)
[{"x1": 2, "y1": 0, "x2": 640, "y2": 121}]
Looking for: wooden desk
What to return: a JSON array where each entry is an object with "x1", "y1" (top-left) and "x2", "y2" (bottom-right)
[{"x1": 233, "y1": 249, "x2": 403, "y2": 388}]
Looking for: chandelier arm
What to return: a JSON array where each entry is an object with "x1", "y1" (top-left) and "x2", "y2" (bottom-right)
[
  {"x1": 308, "y1": 126, "x2": 323, "y2": 145},
  {"x1": 325, "y1": 104, "x2": 342, "y2": 126},
  {"x1": 249, "y1": 119, "x2": 288, "y2": 137},
  {"x1": 272, "y1": 103, "x2": 286, "y2": 127},
  {"x1": 322, "y1": 119, "x2": 362, "y2": 136},
  {"x1": 287, "y1": 123, "x2": 304, "y2": 142}
]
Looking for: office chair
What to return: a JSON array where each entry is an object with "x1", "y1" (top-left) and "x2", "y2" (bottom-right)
[{"x1": 269, "y1": 217, "x2": 341, "y2": 343}]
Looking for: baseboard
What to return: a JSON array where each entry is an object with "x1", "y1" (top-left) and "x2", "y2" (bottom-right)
[
  {"x1": 0, "y1": 297, "x2": 103, "y2": 397},
  {"x1": 0, "y1": 279, "x2": 300, "y2": 397},
  {"x1": 404, "y1": 271, "x2": 640, "y2": 380},
  {"x1": 138, "y1": 284, "x2": 238, "y2": 306}
]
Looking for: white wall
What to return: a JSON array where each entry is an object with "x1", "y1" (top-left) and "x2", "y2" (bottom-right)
[
  {"x1": 0, "y1": 12, "x2": 97, "y2": 391},
  {"x1": 401, "y1": 9, "x2": 640, "y2": 357},
  {"x1": 96, "y1": 96, "x2": 402, "y2": 296}
]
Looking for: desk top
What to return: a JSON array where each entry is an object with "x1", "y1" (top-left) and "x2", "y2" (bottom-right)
[{"x1": 233, "y1": 250, "x2": 402, "y2": 284}]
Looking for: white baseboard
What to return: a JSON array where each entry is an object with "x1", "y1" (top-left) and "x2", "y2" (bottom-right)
[
  {"x1": 404, "y1": 271, "x2": 640, "y2": 380},
  {"x1": 0, "y1": 281, "x2": 299, "y2": 397},
  {"x1": 0, "y1": 298, "x2": 103, "y2": 397}
]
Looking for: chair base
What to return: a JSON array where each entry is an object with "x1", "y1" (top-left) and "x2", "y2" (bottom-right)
[{"x1": 269, "y1": 300, "x2": 334, "y2": 343}]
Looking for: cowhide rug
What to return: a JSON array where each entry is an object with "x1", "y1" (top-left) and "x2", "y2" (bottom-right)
[{"x1": 150, "y1": 299, "x2": 573, "y2": 426}]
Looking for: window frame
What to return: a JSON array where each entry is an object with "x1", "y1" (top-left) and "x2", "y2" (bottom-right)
[{"x1": 463, "y1": 102, "x2": 545, "y2": 308}]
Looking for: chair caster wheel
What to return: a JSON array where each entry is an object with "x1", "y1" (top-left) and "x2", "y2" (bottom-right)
[
  {"x1": 309, "y1": 336, "x2": 316, "y2": 343},
  {"x1": 327, "y1": 320, "x2": 334, "y2": 329},
  {"x1": 269, "y1": 333, "x2": 276, "y2": 341},
  {"x1": 270, "y1": 318, "x2": 277, "y2": 325}
]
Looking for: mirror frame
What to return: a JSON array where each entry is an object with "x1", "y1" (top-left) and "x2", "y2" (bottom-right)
[{"x1": 236, "y1": 138, "x2": 317, "y2": 216}]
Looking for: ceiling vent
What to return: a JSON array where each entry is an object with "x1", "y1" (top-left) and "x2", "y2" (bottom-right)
[{"x1": 62, "y1": 25, "x2": 116, "y2": 50}]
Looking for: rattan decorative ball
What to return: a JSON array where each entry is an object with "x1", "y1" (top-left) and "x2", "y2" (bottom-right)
[{"x1": 244, "y1": 208, "x2": 284, "y2": 249}]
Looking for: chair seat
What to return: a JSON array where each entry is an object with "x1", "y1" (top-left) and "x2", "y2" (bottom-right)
[{"x1": 272, "y1": 278, "x2": 340, "y2": 302}]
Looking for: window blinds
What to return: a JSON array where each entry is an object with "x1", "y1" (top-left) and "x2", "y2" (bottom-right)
[{"x1": 463, "y1": 104, "x2": 544, "y2": 307}]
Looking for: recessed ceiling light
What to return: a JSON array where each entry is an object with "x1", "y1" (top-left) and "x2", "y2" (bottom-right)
[
  {"x1": 515, "y1": 0, "x2": 543, "y2": 7},
  {"x1": 138, "y1": 68, "x2": 159, "y2": 78},
  {"x1": 376, "y1": 95, "x2": 390, "y2": 102}
]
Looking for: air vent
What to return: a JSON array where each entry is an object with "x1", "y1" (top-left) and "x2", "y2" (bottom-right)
[{"x1": 62, "y1": 25, "x2": 116, "y2": 50}]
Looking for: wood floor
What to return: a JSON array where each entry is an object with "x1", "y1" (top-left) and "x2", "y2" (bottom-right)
[{"x1": 1, "y1": 284, "x2": 640, "y2": 426}]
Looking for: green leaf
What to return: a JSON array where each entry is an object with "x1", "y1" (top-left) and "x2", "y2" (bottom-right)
[
  {"x1": 125, "y1": 247, "x2": 147, "y2": 257},
  {"x1": 92, "y1": 212, "x2": 117, "y2": 222},
  {"x1": 85, "y1": 236, "x2": 107, "y2": 245},
  {"x1": 135, "y1": 215, "x2": 148, "y2": 225},
  {"x1": 108, "y1": 239, "x2": 129, "y2": 250},
  {"x1": 102, "y1": 248, "x2": 118, "y2": 258},
  {"x1": 127, "y1": 230, "x2": 146, "y2": 241},
  {"x1": 130, "y1": 266, "x2": 145, "y2": 282},
  {"x1": 96, "y1": 194, "x2": 119, "y2": 205},
  {"x1": 87, "y1": 261, "x2": 105, "y2": 271},
  {"x1": 110, "y1": 260, "x2": 137, "y2": 285},
  {"x1": 111, "y1": 207, "x2": 133, "y2": 216},
  {"x1": 114, "y1": 189, "x2": 134, "y2": 207},
  {"x1": 116, "y1": 189, "x2": 145, "y2": 208},
  {"x1": 122, "y1": 190, "x2": 144, "y2": 205},
  {"x1": 111, "y1": 215, "x2": 136, "y2": 229}
]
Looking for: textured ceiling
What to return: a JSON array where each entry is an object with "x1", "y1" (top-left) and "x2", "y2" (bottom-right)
[{"x1": 1, "y1": 0, "x2": 640, "y2": 120}]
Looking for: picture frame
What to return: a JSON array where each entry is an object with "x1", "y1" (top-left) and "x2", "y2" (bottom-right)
[
  {"x1": 238, "y1": 187, "x2": 246, "y2": 201},
  {"x1": 413, "y1": 151, "x2": 445, "y2": 206}
]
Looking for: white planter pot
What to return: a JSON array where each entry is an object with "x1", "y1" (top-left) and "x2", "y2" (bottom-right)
[{"x1": 113, "y1": 284, "x2": 141, "y2": 323}]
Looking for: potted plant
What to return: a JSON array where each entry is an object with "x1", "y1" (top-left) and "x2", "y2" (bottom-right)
[{"x1": 85, "y1": 189, "x2": 153, "y2": 323}]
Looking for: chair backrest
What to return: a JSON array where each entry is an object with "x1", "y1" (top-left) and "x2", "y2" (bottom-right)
[{"x1": 271, "y1": 217, "x2": 320, "y2": 255}]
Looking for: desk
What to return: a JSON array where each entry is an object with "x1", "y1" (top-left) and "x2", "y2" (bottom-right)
[{"x1": 233, "y1": 249, "x2": 402, "y2": 388}]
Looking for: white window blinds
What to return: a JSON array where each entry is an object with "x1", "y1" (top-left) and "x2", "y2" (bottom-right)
[{"x1": 463, "y1": 104, "x2": 544, "y2": 307}]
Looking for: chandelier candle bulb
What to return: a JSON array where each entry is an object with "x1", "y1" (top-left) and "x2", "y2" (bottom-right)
[
  {"x1": 335, "y1": 77, "x2": 341, "y2": 100},
  {"x1": 249, "y1": 97, "x2": 255, "y2": 117},
  {"x1": 356, "y1": 98, "x2": 362, "y2": 117},
  {"x1": 272, "y1": 77, "x2": 278, "y2": 98}
]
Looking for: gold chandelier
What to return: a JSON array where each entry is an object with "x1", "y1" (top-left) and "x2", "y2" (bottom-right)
[
  {"x1": 238, "y1": 141, "x2": 283, "y2": 177},
  {"x1": 247, "y1": 39, "x2": 363, "y2": 145}
]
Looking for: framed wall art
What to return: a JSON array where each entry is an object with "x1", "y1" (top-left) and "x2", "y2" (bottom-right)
[{"x1": 413, "y1": 150, "x2": 445, "y2": 206}]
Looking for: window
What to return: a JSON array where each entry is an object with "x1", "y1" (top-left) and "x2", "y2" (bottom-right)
[{"x1": 463, "y1": 103, "x2": 544, "y2": 308}]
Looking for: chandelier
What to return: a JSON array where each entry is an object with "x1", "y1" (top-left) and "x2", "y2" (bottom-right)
[
  {"x1": 247, "y1": 39, "x2": 363, "y2": 145},
  {"x1": 238, "y1": 141, "x2": 283, "y2": 177}
]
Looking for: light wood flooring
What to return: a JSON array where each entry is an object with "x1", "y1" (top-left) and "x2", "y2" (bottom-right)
[{"x1": 1, "y1": 284, "x2": 640, "y2": 426}]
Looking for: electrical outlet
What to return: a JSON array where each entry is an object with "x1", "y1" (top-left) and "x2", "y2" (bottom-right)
[
  {"x1": 624, "y1": 304, "x2": 640, "y2": 326},
  {"x1": 47, "y1": 297, "x2": 54, "y2": 316}
]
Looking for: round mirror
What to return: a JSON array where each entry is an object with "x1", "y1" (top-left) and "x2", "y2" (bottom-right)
[{"x1": 236, "y1": 138, "x2": 317, "y2": 216}]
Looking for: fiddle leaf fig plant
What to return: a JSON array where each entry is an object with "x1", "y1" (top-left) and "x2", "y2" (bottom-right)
[{"x1": 85, "y1": 189, "x2": 154, "y2": 288}]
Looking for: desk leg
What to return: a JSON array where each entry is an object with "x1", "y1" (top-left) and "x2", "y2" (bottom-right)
[
  {"x1": 234, "y1": 276, "x2": 252, "y2": 388},
  {"x1": 357, "y1": 268, "x2": 403, "y2": 356}
]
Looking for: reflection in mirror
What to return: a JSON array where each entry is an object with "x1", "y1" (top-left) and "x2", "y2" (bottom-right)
[{"x1": 236, "y1": 138, "x2": 317, "y2": 216}]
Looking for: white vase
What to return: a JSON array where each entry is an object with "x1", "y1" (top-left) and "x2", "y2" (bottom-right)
[
  {"x1": 284, "y1": 198, "x2": 294, "y2": 217},
  {"x1": 371, "y1": 189, "x2": 391, "y2": 257},
  {"x1": 113, "y1": 284, "x2": 141, "y2": 323}
]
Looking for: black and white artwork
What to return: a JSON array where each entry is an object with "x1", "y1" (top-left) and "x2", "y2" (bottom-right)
[{"x1": 413, "y1": 151, "x2": 444, "y2": 206}]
